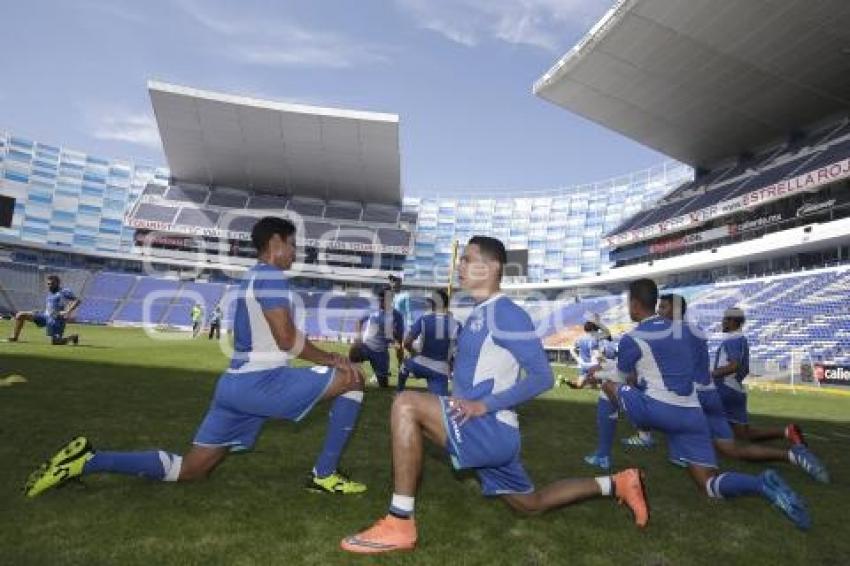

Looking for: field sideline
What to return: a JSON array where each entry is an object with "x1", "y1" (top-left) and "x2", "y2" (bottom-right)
[{"x1": 1, "y1": 322, "x2": 848, "y2": 565}]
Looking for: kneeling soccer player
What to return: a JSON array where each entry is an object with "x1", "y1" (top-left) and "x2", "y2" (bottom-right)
[
  {"x1": 599, "y1": 279, "x2": 811, "y2": 530},
  {"x1": 396, "y1": 288, "x2": 460, "y2": 396},
  {"x1": 25, "y1": 217, "x2": 368, "y2": 497},
  {"x1": 660, "y1": 294, "x2": 828, "y2": 483},
  {"x1": 341, "y1": 236, "x2": 648, "y2": 554},
  {"x1": 8, "y1": 274, "x2": 80, "y2": 346}
]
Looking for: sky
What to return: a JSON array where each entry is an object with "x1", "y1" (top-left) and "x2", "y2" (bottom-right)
[{"x1": 0, "y1": 0, "x2": 670, "y2": 196}]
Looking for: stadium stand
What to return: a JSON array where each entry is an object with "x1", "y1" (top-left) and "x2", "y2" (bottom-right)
[
  {"x1": 611, "y1": 122, "x2": 850, "y2": 237},
  {"x1": 537, "y1": 266, "x2": 850, "y2": 373}
]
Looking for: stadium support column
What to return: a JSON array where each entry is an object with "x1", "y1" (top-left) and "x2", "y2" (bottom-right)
[{"x1": 447, "y1": 240, "x2": 459, "y2": 300}]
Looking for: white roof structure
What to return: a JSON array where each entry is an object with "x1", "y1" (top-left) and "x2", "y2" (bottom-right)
[
  {"x1": 148, "y1": 81, "x2": 401, "y2": 203},
  {"x1": 534, "y1": 0, "x2": 850, "y2": 168}
]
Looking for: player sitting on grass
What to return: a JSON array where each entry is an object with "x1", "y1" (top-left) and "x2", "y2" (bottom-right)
[
  {"x1": 596, "y1": 279, "x2": 811, "y2": 530},
  {"x1": 713, "y1": 307, "x2": 807, "y2": 446},
  {"x1": 396, "y1": 288, "x2": 461, "y2": 396},
  {"x1": 659, "y1": 295, "x2": 827, "y2": 482},
  {"x1": 349, "y1": 288, "x2": 404, "y2": 388},
  {"x1": 8, "y1": 274, "x2": 80, "y2": 346},
  {"x1": 340, "y1": 236, "x2": 648, "y2": 555},
  {"x1": 24, "y1": 217, "x2": 368, "y2": 498}
]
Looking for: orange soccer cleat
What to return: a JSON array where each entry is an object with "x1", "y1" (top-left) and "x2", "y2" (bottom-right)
[
  {"x1": 613, "y1": 468, "x2": 649, "y2": 527},
  {"x1": 340, "y1": 514, "x2": 417, "y2": 554}
]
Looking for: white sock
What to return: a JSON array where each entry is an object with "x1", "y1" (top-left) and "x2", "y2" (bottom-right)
[
  {"x1": 638, "y1": 430, "x2": 652, "y2": 441},
  {"x1": 390, "y1": 493, "x2": 415, "y2": 516},
  {"x1": 595, "y1": 476, "x2": 612, "y2": 497},
  {"x1": 158, "y1": 451, "x2": 183, "y2": 482}
]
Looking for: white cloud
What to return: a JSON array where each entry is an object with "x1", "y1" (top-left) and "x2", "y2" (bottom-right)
[
  {"x1": 395, "y1": 0, "x2": 611, "y2": 52},
  {"x1": 93, "y1": 113, "x2": 161, "y2": 150},
  {"x1": 178, "y1": 0, "x2": 388, "y2": 68}
]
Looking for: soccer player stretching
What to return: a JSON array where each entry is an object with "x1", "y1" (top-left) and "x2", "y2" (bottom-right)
[
  {"x1": 341, "y1": 236, "x2": 648, "y2": 554},
  {"x1": 660, "y1": 295, "x2": 828, "y2": 483},
  {"x1": 349, "y1": 288, "x2": 404, "y2": 388},
  {"x1": 396, "y1": 288, "x2": 460, "y2": 396},
  {"x1": 8, "y1": 274, "x2": 80, "y2": 345},
  {"x1": 713, "y1": 307, "x2": 806, "y2": 445},
  {"x1": 25, "y1": 217, "x2": 368, "y2": 497},
  {"x1": 598, "y1": 279, "x2": 811, "y2": 530}
]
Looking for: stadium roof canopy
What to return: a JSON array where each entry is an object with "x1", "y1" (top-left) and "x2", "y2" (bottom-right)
[
  {"x1": 534, "y1": 0, "x2": 850, "y2": 169},
  {"x1": 148, "y1": 81, "x2": 401, "y2": 204}
]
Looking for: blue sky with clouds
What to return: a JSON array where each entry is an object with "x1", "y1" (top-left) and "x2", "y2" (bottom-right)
[{"x1": 1, "y1": 0, "x2": 669, "y2": 195}]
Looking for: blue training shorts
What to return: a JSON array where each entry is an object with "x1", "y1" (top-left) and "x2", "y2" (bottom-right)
[
  {"x1": 403, "y1": 358, "x2": 450, "y2": 396},
  {"x1": 352, "y1": 344, "x2": 390, "y2": 378},
  {"x1": 716, "y1": 382, "x2": 748, "y2": 425},
  {"x1": 697, "y1": 388, "x2": 734, "y2": 440},
  {"x1": 617, "y1": 384, "x2": 717, "y2": 468},
  {"x1": 33, "y1": 313, "x2": 65, "y2": 339},
  {"x1": 193, "y1": 365, "x2": 335, "y2": 452},
  {"x1": 439, "y1": 397, "x2": 534, "y2": 496}
]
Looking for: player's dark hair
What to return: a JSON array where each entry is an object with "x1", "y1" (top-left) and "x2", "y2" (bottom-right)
[
  {"x1": 432, "y1": 288, "x2": 449, "y2": 310},
  {"x1": 629, "y1": 278, "x2": 658, "y2": 311},
  {"x1": 377, "y1": 286, "x2": 391, "y2": 309},
  {"x1": 468, "y1": 235, "x2": 507, "y2": 278},
  {"x1": 584, "y1": 321, "x2": 599, "y2": 332},
  {"x1": 251, "y1": 216, "x2": 296, "y2": 252},
  {"x1": 660, "y1": 293, "x2": 687, "y2": 316},
  {"x1": 46, "y1": 274, "x2": 60, "y2": 285}
]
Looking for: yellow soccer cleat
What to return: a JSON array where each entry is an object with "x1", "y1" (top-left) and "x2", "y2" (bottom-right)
[
  {"x1": 305, "y1": 470, "x2": 367, "y2": 495},
  {"x1": 24, "y1": 436, "x2": 94, "y2": 498}
]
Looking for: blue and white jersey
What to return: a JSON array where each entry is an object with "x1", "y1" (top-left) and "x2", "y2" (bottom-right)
[
  {"x1": 45, "y1": 288, "x2": 77, "y2": 318},
  {"x1": 575, "y1": 334, "x2": 600, "y2": 369},
  {"x1": 713, "y1": 333, "x2": 750, "y2": 393},
  {"x1": 408, "y1": 312, "x2": 461, "y2": 376},
  {"x1": 229, "y1": 263, "x2": 293, "y2": 372},
  {"x1": 452, "y1": 294, "x2": 554, "y2": 427},
  {"x1": 394, "y1": 292, "x2": 413, "y2": 328},
  {"x1": 617, "y1": 315, "x2": 700, "y2": 407},
  {"x1": 360, "y1": 308, "x2": 404, "y2": 352},
  {"x1": 600, "y1": 337, "x2": 618, "y2": 360},
  {"x1": 689, "y1": 324, "x2": 714, "y2": 392}
]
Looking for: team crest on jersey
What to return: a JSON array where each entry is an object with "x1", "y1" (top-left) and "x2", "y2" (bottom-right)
[{"x1": 469, "y1": 316, "x2": 484, "y2": 333}]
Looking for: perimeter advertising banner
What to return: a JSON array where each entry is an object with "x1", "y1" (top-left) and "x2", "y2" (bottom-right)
[
  {"x1": 605, "y1": 157, "x2": 850, "y2": 247},
  {"x1": 814, "y1": 364, "x2": 850, "y2": 386}
]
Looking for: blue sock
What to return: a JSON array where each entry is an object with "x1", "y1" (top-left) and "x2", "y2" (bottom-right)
[
  {"x1": 397, "y1": 366, "x2": 409, "y2": 392},
  {"x1": 706, "y1": 472, "x2": 762, "y2": 499},
  {"x1": 83, "y1": 450, "x2": 182, "y2": 481},
  {"x1": 595, "y1": 397, "x2": 618, "y2": 459},
  {"x1": 314, "y1": 391, "x2": 364, "y2": 478},
  {"x1": 427, "y1": 376, "x2": 449, "y2": 396}
]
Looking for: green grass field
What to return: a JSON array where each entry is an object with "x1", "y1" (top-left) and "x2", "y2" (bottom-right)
[{"x1": 2, "y1": 322, "x2": 849, "y2": 565}]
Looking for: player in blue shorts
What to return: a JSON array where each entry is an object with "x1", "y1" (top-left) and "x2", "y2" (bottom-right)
[
  {"x1": 8, "y1": 274, "x2": 80, "y2": 345},
  {"x1": 396, "y1": 288, "x2": 461, "y2": 396},
  {"x1": 661, "y1": 294, "x2": 827, "y2": 482},
  {"x1": 341, "y1": 236, "x2": 648, "y2": 554},
  {"x1": 25, "y1": 217, "x2": 368, "y2": 497},
  {"x1": 713, "y1": 307, "x2": 806, "y2": 445},
  {"x1": 566, "y1": 312, "x2": 608, "y2": 389},
  {"x1": 598, "y1": 279, "x2": 811, "y2": 530},
  {"x1": 349, "y1": 288, "x2": 404, "y2": 388}
]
